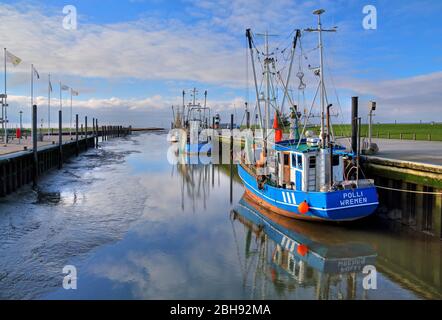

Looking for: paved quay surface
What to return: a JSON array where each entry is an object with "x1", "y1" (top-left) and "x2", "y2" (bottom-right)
[
  {"x1": 337, "y1": 138, "x2": 442, "y2": 167},
  {"x1": 0, "y1": 135, "x2": 80, "y2": 157}
]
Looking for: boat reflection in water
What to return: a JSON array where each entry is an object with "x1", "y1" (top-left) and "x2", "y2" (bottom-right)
[
  {"x1": 231, "y1": 191, "x2": 378, "y2": 299},
  {"x1": 174, "y1": 153, "x2": 218, "y2": 212}
]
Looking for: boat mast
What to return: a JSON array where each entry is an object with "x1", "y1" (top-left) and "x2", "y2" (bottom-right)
[
  {"x1": 265, "y1": 31, "x2": 270, "y2": 132},
  {"x1": 245, "y1": 29, "x2": 264, "y2": 130},
  {"x1": 317, "y1": 10, "x2": 326, "y2": 148},
  {"x1": 306, "y1": 9, "x2": 336, "y2": 149}
]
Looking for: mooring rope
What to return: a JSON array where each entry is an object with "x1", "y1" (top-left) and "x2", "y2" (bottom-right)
[{"x1": 375, "y1": 185, "x2": 442, "y2": 195}]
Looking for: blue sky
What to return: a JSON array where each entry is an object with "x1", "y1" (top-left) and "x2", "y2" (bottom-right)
[{"x1": 0, "y1": 0, "x2": 441, "y2": 127}]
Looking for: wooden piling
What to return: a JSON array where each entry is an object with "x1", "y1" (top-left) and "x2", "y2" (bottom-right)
[
  {"x1": 58, "y1": 110, "x2": 63, "y2": 169},
  {"x1": 75, "y1": 114, "x2": 79, "y2": 156},
  {"x1": 95, "y1": 119, "x2": 99, "y2": 148},
  {"x1": 434, "y1": 192, "x2": 442, "y2": 239},
  {"x1": 32, "y1": 105, "x2": 38, "y2": 187},
  {"x1": 85, "y1": 116, "x2": 88, "y2": 149},
  {"x1": 230, "y1": 114, "x2": 234, "y2": 204},
  {"x1": 92, "y1": 118, "x2": 95, "y2": 148}
]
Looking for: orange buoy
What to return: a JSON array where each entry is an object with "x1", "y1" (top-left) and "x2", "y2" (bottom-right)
[
  {"x1": 298, "y1": 201, "x2": 309, "y2": 214},
  {"x1": 297, "y1": 244, "x2": 309, "y2": 256}
]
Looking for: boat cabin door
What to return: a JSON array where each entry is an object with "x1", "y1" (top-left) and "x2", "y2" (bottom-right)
[
  {"x1": 278, "y1": 152, "x2": 291, "y2": 187},
  {"x1": 290, "y1": 153, "x2": 304, "y2": 191}
]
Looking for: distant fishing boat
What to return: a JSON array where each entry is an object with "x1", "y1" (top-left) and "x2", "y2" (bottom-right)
[
  {"x1": 238, "y1": 9, "x2": 379, "y2": 222},
  {"x1": 171, "y1": 88, "x2": 212, "y2": 154}
]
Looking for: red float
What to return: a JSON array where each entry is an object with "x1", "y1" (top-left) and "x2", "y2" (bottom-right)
[{"x1": 298, "y1": 201, "x2": 309, "y2": 214}]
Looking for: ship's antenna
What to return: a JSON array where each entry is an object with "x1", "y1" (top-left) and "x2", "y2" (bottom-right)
[
  {"x1": 192, "y1": 87, "x2": 197, "y2": 106},
  {"x1": 305, "y1": 9, "x2": 336, "y2": 149}
]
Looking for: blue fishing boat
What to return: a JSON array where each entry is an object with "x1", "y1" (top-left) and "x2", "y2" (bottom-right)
[{"x1": 239, "y1": 9, "x2": 378, "y2": 222}]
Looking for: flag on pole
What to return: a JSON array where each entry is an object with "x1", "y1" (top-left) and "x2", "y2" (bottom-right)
[
  {"x1": 49, "y1": 79, "x2": 53, "y2": 92},
  {"x1": 32, "y1": 65, "x2": 40, "y2": 79},
  {"x1": 61, "y1": 84, "x2": 70, "y2": 91},
  {"x1": 6, "y1": 50, "x2": 22, "y2": 66},
  {"x1": 71, "y1": 89, "x2": 79, "y2": 96}
]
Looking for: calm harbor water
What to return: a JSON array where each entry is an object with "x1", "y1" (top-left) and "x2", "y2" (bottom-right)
[{"x1": 0, "y1": 132, "x2": 440, "y2": 299}]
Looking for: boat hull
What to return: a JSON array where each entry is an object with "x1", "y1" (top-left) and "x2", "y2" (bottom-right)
[{"x1": 238, "y1": 165, "x2": 379, "y2": 222}]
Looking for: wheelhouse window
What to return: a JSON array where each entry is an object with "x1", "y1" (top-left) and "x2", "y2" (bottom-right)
[
  {"x1": 291, "y1": 154, "x2": 296, "y2": 167},
  {"x1": 332, "y1": 155, "x2": 340, "y2": 166},
  {"x1": 284, "y1": 154, "x2": 289, "y2": 166},
  {"x1": 297, "y1": 155, "x2": 303, "y2": 169},
  {"x1": 309, "y1": 156, "x2": 316, "y2": 169}
]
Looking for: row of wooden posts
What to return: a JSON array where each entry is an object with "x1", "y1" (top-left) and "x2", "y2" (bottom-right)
[{"x1": 30, "y1": 104, "x2": 131, "y2": 188}]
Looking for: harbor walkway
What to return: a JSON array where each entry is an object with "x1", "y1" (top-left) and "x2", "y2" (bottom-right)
[
  {"x1": 0, "y1": 136, "x2": 78, "y2": 158},
  {"x1": 337, "y1": 138, "x2": 442, "y2": 167}
]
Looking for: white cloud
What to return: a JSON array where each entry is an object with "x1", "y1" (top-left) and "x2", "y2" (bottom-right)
[
  {"x1": 0, "y1": 3, "x2": 245, "y2": 87},
  {"x1": 334, "y1": 71, "x2": 442, "y2": 122},
  {"x1": 5, "y1": 93, "x2": 247, "y2": 128},
  {"x1": 1, "y1": 1, "x2": 440, "y2": 125}
]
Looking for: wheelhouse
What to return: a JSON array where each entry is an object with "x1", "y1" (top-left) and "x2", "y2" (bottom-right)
[{"x1": 274, "y1": 140, "x2": 346, "y2": 192}]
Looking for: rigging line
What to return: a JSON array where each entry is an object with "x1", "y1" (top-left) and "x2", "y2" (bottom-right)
[
  {"x1": 375, "y1": 185, "x2": 442, "y2": 195},
  {"x1": 297, "y1": 80, "x2": 321, "y2": 147},
  {"x1": 273, "y1": 28, "x2": 295, "y2": 52},
  {"x1": 246, "y1": 32, "x2": 250, "y2": 105},
  {"x1": 322, "y1": 38, "x2": 352, "y2": 146}
]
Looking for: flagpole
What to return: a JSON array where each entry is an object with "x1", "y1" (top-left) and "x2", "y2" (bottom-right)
[
  {"x1": 59, "y1": 81, "x2": 62, "y2": 137},
  {"x1": 48, "y1": 74, "x2": 51, "y2": 139},
  {"x1": 4, "y1": 48, "x2": 7, "y2": 143},
  {"x1": 31, "y1": 64, "x2": 33, "y2": 108},
  {"x1": 70, "y1": 89, "x2": 72, "y2": 138}
]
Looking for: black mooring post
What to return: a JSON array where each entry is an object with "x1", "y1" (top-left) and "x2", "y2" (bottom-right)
[
  {"x1": 92, "y1": 118, "x2": 95, "y2": 148},
  {"x1": 95, "y1": 119, "x2": 99, "y2": 148},
  {"x1": 32, "y1": 105, "x2": 38, "y2": 187},
  {"x1": 230, "y1": 114, "x2": 234, "y2": 204},
  {"x1": 85, "y1": 116, "x2": 88, "y2": 149},
  {"x1": 58, "y1": 110, "x2": 63, "y2": 169},
  {"x1": 75, "y1": 114, "x2": 79, "y2": 156},
  {"x1": 351, "y1": 97, "x2": 359, "y2": 154}
]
